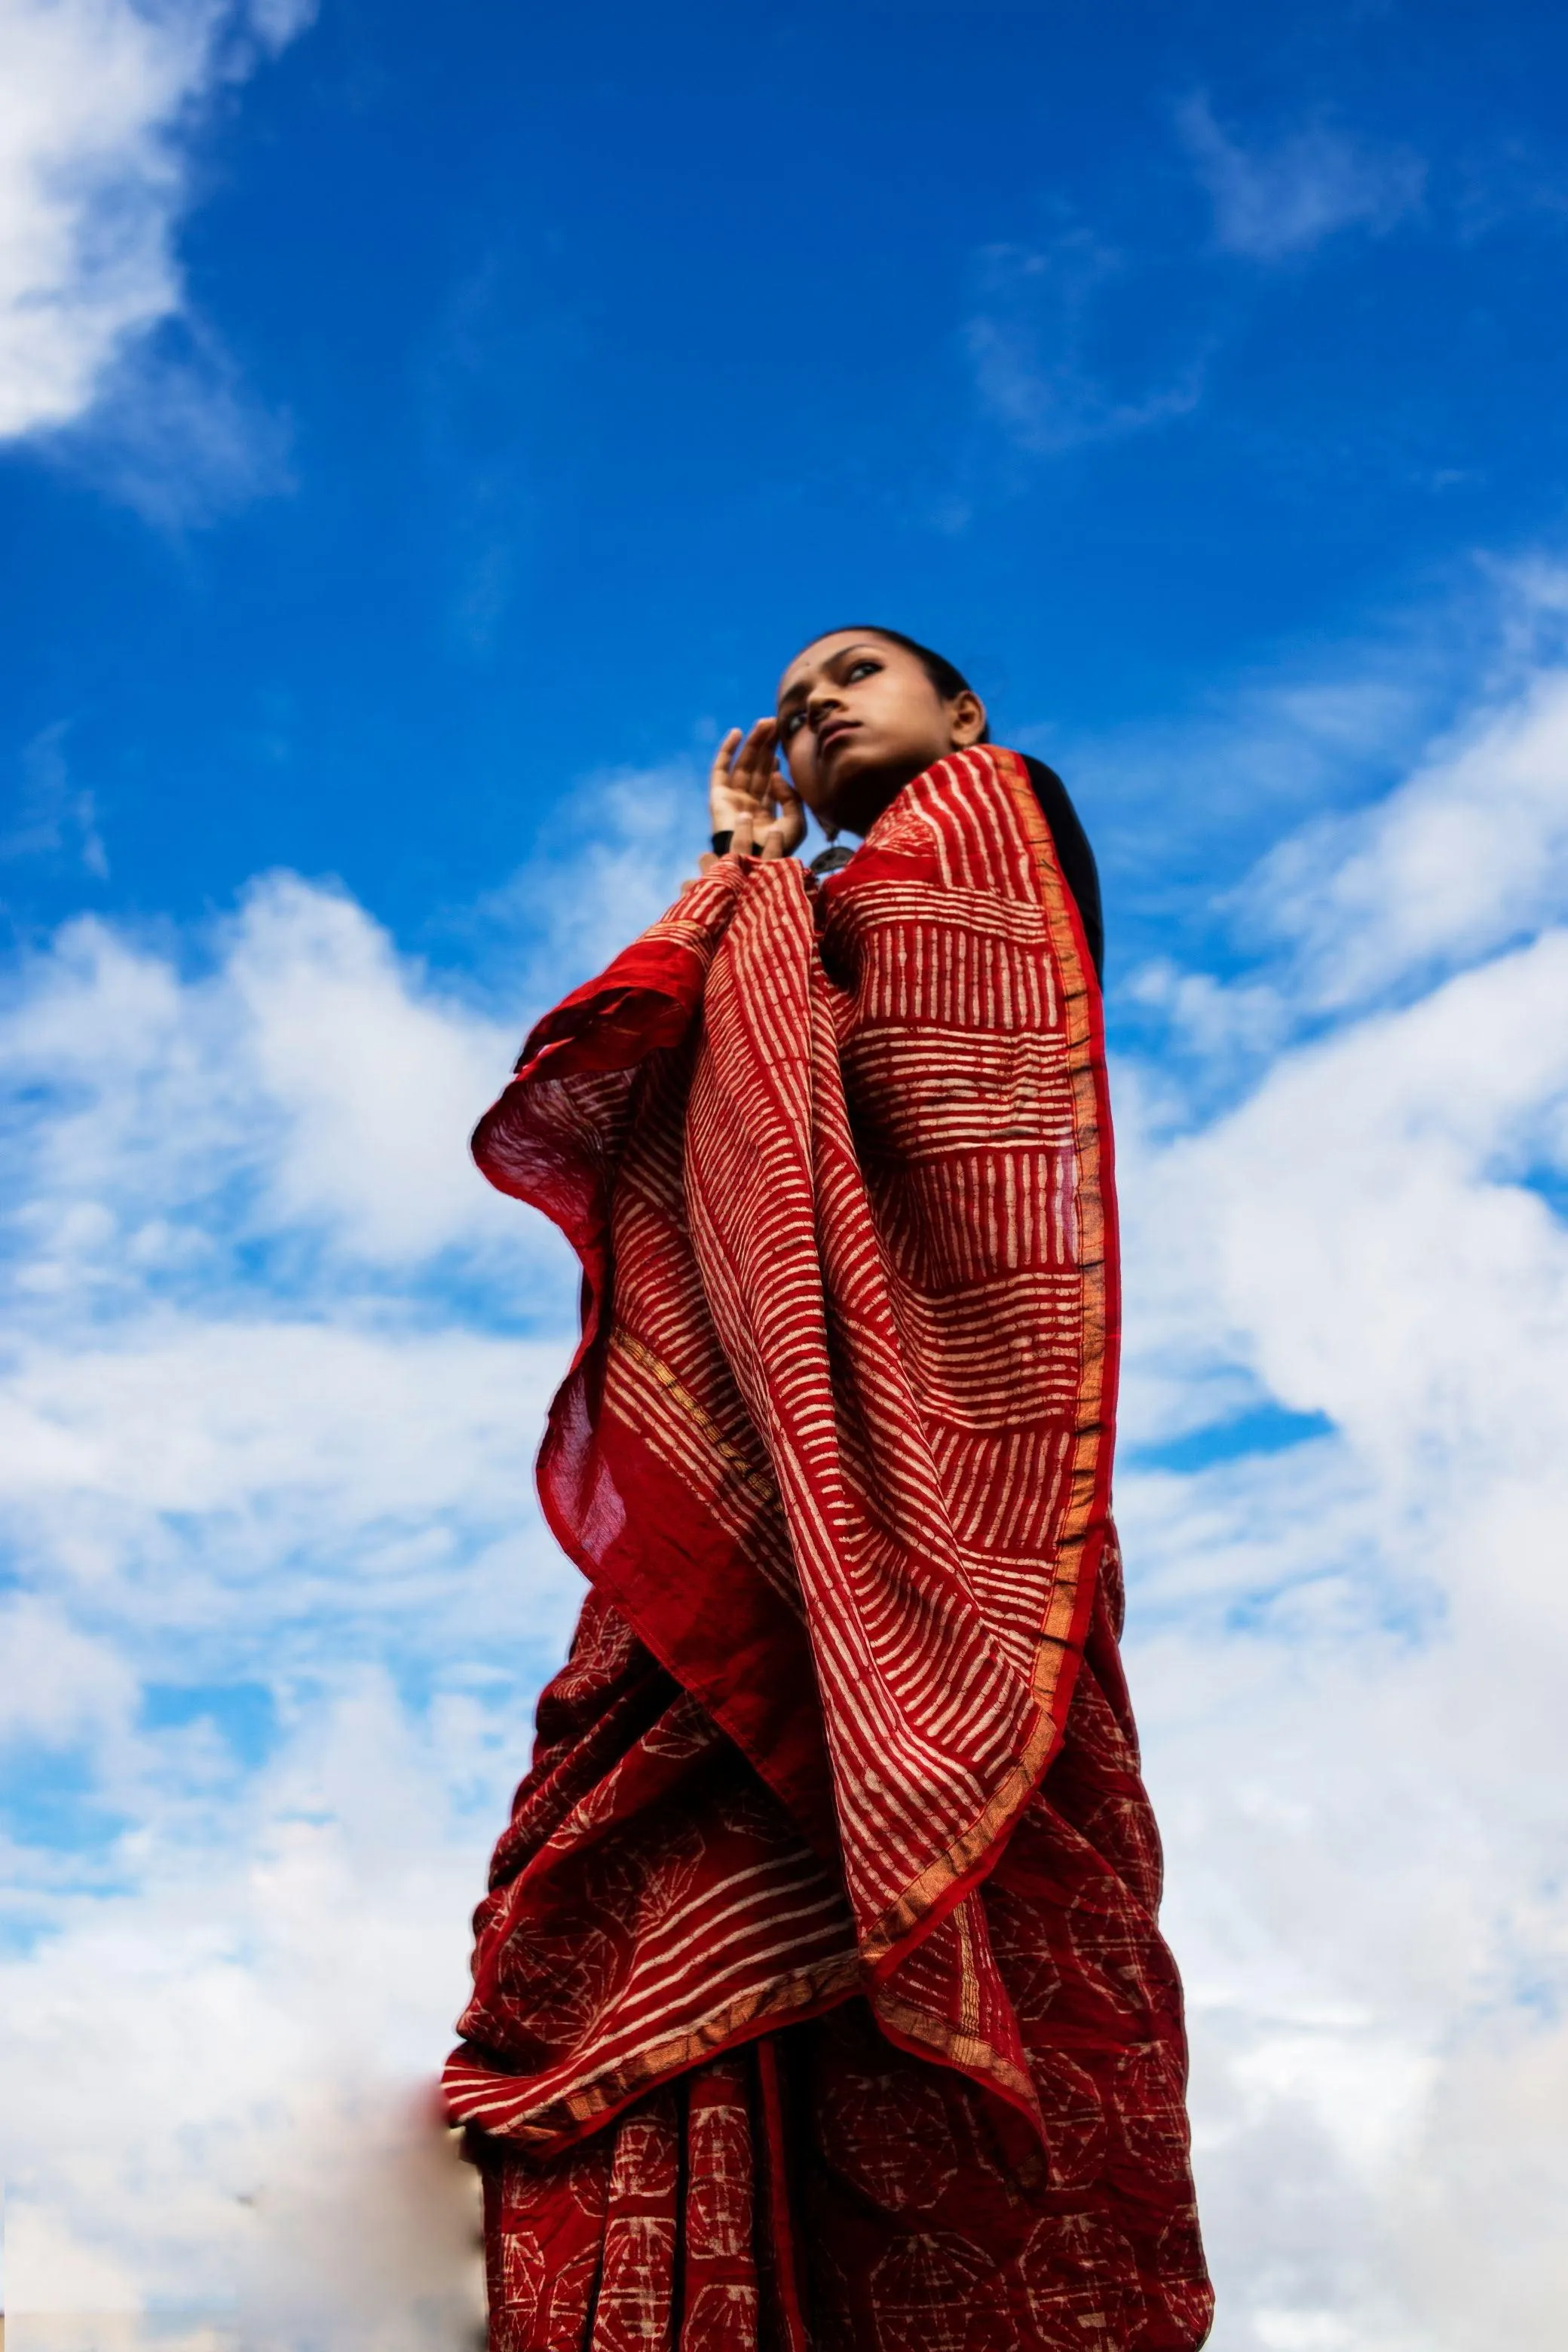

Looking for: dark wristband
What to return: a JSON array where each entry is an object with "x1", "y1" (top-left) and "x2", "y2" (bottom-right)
[{"x1": 711, "y1": 830, "x2": 734, "y2": 855}]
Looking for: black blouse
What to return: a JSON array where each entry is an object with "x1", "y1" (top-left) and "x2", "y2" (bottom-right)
[{"x1": 1021, "y1": 756, "x2": 1104, "y2": 985}]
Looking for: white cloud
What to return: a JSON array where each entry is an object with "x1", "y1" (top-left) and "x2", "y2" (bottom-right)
[
  {"x1": 1257, "y1": 663, "x2": 1568, "y2": 1006},
  {"x1": 2, "y1": 1676, "x2": 491, "y2": 2344},
  {"x1": 1042, "y1": 555, "x2": 1568, "y2": 1088},
  {"x1": 2, "y1": 871, "x2": 539, "y2": 1283},
  {"x1": 0, "y1": 867, "x2": 586, "y2": 2338},
  {"x1": 0, "y1": 1594, "x2": 136, "y2": 1744},
  {"x1": 1125, "y1": 929, "x2": 1568, "y2": 1469},
  {"x1": 0, "y1": 791, "x2": 710, "y2": 2333},
  {"x1": 1109, "y1": 616, "x2": 1568, "y2": 2344},
  {"x1": 0, "y1": 0, "x2": 312, "y2": 510},
  {"x1": 1178, "y1": 93, "x2": 1425, "y2": 262}
]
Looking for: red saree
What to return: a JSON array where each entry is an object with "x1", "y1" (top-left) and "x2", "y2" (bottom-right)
[{"x1": 445, "y1": 748, "x2": 1212, "y2": 2350}]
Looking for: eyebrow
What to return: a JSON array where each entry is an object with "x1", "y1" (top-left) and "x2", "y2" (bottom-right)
[{"x1": 777, "y1": 642, "x2": 880, "y2": 711}]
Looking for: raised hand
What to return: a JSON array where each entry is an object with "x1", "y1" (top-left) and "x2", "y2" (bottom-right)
[{"x1": 708, "y1": 719, "x2": 806, "y2": 860}]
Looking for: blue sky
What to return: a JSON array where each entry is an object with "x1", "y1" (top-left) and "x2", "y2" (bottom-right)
[
  {"x1": 4, "y1": 4, "x2": 1568, "y2": 2347},
  {"x1": 9, "y1": 0, "x2": 1568, "y2": 961}
]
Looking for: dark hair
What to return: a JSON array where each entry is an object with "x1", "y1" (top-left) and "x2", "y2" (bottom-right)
[{"x1": 804, "y1": 626, "x2": 989, "y2": 739}]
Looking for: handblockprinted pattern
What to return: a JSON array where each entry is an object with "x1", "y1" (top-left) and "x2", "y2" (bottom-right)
[
  {"x1": 449, "y1": 750, "x2": 1213, "y2": 2344},
  {"x1": 473, "y1": 1543, "x2": 1211, "y2": 2347}
]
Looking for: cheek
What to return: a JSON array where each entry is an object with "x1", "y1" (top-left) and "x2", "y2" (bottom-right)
[{"x1": 862, "y1": 678, "x2": 934, "y2": 743}]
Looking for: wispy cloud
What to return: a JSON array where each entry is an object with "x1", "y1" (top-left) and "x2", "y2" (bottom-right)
[
  {"x1": 461, "y1": 758, "x2": 709, "y2": 999},
  {"x1": 1034, "y1": 552, "x2": 1568, "y2": 1043},
  {"x1": 0, "y1": 0, "x2": 313, "y2": 519},
  {"x1": 1177, "y1": 93, "x2": 1426, "y2": 262},
  {"x1": 1257, "y1": 656, "x2": 1568, "y2": 1009},
  {"x1": 2, "y1": 721, "x2": 108, "y2": 877},
  {"x1": 966, "y1": 231, "x2": 1205, "y2": 458},
  {"x1": 40, "y1": 313, "x2": 297, "y2": 526}
]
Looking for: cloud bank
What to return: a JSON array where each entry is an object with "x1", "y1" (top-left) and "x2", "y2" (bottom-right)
[
  {"x1": 1113, "y1": 572, "x2": 1568, "y2": 2350},
  {"x1": 0, "y1": 872, "x2": 580, "y2": 2342},
  {"x1": 2, "y1": 628, "x2": 1566, "y2": 2346}
]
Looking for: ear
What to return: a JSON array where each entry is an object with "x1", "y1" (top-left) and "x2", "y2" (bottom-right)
[{"x1": 949, "y1": 690, "x2": 988, "y2": 748}]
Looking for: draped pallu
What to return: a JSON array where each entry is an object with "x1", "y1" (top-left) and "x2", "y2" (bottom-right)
[{"x1": 446, "y1": 748, "x2": 1212, "y2": 2350}]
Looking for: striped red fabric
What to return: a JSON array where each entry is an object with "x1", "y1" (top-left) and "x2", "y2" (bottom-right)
[
  {"x1": 467, "y1": 1564, "x2": 1211, "y2": 2347},
  {"x1": 445, "y1": 749, "x2": 1211, "y2": 2345}
]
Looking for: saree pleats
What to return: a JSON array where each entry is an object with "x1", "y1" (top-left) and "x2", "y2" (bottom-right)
[{"x1": 474, "y1": 1551, "x2": 1209, "y2": 2350}]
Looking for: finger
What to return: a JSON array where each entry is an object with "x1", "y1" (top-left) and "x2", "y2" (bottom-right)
[
  {"x1": 697, "y1": 850, "x2": 717, "y2": 874},
  {"x1": 760, "y1": 817, "x2": 786, "y2": 859},
  {"x1": 708, "y1": 729, "x2": 743, "y2": 809},
  {"x1": 730, "y1": 810, "x2": 755, "y2": 856},
  {"x1": 777, "y1": 784, "x2": 807, "y2": 851},
  {"x1": 738, "y1": 724, "x2": 776, "y2": 799},
  {"x1": 709, "y1": 727, "x2": 743, "y2": 783},
  {"x1": 733, "y1": 718, "x2": 778, "y2": 796}
]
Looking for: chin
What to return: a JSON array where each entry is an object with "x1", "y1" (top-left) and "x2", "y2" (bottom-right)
[
  {"x1": 825, "y1": 747, "x2": 928, "y2": 835},
  {"x1": 819, "y1": 743, "x2": 886, "y2": 810}
]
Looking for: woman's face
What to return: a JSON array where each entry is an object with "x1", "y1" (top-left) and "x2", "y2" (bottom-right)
[{"x1": 775, "y1": 632, "x2": 986, "y2": 835}]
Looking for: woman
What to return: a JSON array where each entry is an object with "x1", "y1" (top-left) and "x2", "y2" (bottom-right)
[{"x1": 445, "y1": 630, "x2": 1214, "y2": 2351}]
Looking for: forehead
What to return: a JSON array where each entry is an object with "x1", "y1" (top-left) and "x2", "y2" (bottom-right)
[{"x1": 776, "y1": 631, "x2": 917, "y2": 703}]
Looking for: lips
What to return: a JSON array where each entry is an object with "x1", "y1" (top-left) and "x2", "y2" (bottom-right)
[{"x1": 817, "y1": 718, "x2": 856, "y2": 761}]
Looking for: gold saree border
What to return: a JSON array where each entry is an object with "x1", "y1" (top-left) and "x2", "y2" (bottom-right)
[
  {"x1": 455, "y1": 1947, "x2": 862, "y2": 2151},
  {"x1": 995, "y1": 743, "x2": 1112, "y2": 1713}
]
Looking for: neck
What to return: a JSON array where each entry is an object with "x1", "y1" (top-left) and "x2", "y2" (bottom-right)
[{"x1": 825, "y1": 746, "x2": 960, "y2": 838}]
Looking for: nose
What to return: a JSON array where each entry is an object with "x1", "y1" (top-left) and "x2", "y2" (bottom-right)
[{"x1": 805, "y1": 684, "x2": 843, "y2": 733}]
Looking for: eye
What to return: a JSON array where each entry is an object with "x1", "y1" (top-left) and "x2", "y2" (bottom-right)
[
  {"x1": 847, "y1": 659, "x2": 880, "y2": 681},
  {"x1": 781, "y1": 709, "x2": 806, "y2": 740}
]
